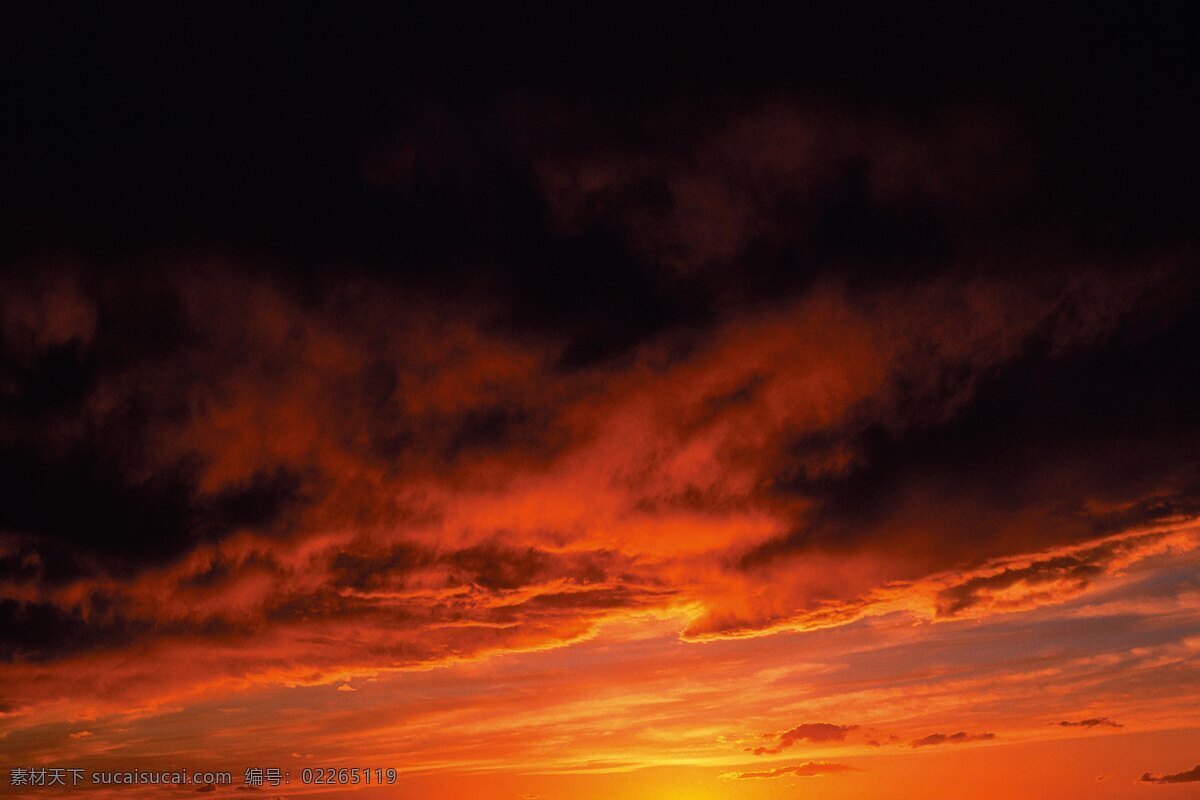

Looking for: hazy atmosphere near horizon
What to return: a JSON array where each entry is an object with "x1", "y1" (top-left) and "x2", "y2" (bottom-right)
[{"x1": 2, "y1": 7, "x2": 1200, "y2": 799}]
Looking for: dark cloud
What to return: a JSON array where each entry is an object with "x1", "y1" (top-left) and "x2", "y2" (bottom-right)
[
  {"x1": 328, "y1": 541, "x2": 619, "y2": 595},
  {"x1": 0, "y1": 536, "x2": 654, "y2": 665},
  {"x1": 935, "y1": 554, "x2": 1108, "y2": 619},
  {"x1": 180, "y1": 551, "x2": 284, "y2": 590},
  {"x1": 1141, "y1": 765, "x2": 1200, "y2": 784},
  {"x1": 0, "y1": 278, "x2": 322, "y2": 572},
  {"x1": 0, "y1": 445, "x2": 315, "y2": 571},
  {"x1": 504, "y1": 231, "x2": 712, "y2": 371},
  {"x1": 1055, "y1": 717, "x2": 1122, "y2": 729},
  {"x1": 329, "y1": 543, "x2": 437, "y2": 592},
  {"x1": 440, "y1": 404, "x2": 563, "y2": 459},
  {"x1": 744, "y1": 279, "x2": 1200, "y2": 570},
  {"x1": 445, "y1": 543, "x2": 555, "y2": 592},
  {"x1": 451, "y1": 544, "x2": 614, "y2": 592},
  {"x1": 0, "y1": 598, "x2": 145, "y2": 662},
  {"x1": 910, "y1": 732, "x2": 995, "y2": 748},
  {"x1": 749, "y1": 722, "x2": 858, "y2": 754},
  {"x1": 2, "y1": 6, "x2": 1197, "y2": 340}
]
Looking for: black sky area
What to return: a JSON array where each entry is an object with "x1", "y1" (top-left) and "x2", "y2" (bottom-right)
[{"x1": 3, "y1": 6, "x2": 1198, "y2": 274}]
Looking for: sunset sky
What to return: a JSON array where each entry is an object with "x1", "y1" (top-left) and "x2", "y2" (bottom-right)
[{"x1": 2, "y1": 7, "x2": 1200, "y2": 799}]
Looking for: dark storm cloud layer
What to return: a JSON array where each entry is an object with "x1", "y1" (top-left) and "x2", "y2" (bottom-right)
[
  {"x1": 744, "y1": 288, "x2": 1200, "y2": 568},
  {"x1": 1, "y1": 5, "x2": 1199, "y2": 676},
  {"x1": 4, "y1": 6, "x2": 1199, "y2": 289}
]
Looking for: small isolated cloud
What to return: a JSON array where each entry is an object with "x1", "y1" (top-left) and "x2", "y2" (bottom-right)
[
  {"x1": 196, "y1": 784, "x2": 217, "y2": 793},
  {"x1": 1056, "y1": 717, "x2": 1122, "y2": 729},
  {"x1": 1141, "y1": 765, "x2": 1200, "y2": 784},
  {"x1": 933, "y1": 553, "x2": 1105, "y2": 619},
  {"x1": 723, "y1": 761, "x2": 856, "y2": 780},
  {"x1": 910, "y1": 731, "x2": 995, "y2": 748},
  {"x1": 748, "y1": 722, "x2": 858, "y2": 754},
  {"x1": 69, "y1": 730, "x2": 93, "y2": 739},
  {"x1": 336, "y1": 683, "x2": 356, "y2": 692}
]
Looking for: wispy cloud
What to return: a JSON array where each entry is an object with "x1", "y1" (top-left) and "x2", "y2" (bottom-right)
[
  {"x1": 722, "y1": 761, "x2": 857, "y2": 780},
  {"x1": 910, "y1": 732, "x2": 996, "y2": 748},
  {"x1": 1055, "y1": 717, "x2": 1122, "y2": 729}
]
